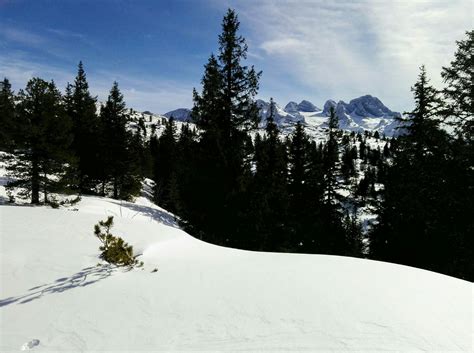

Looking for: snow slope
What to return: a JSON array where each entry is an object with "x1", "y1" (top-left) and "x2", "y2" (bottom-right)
[{"x1": 0, "y1": 194, "x2": 472, "y2": 352}]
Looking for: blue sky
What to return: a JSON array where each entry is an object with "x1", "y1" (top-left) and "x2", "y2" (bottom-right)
[{"x1": 0, "y1": 0, "x2": 472, "y2": 113}]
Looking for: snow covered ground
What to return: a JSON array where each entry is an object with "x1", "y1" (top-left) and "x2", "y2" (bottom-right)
[{"x1": 1, "y1": 188, "x2": 472, "y2": 351}]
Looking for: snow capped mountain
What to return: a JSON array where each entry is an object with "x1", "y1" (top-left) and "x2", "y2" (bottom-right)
[
  {"x1": 297, "y1": 99, "x2": 320, "y2": 112},
  {"x1": 284, "y1": 100, "x2": 320, "y2": 113},
  {"x1": 163, "y1": 108, "x2": 192, "y2": 122},
  {"x1": 256, "y1": 99, "x2": 304, "y2": 126},
  {"x1": 313, "y1": 95, "x2": 402, "y2": 136},
  {"x1": 165, "y1": 95, "x2": 403, "y2": 137}
]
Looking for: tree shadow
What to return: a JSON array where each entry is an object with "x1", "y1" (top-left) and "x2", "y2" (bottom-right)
[
  {"x1": 0, "y1": 176, "x2": 13, "y2": 187},
  {"x1": 110, "y1": 200, "x2": 179, "y2": 229},
  {"x1": 0, "y1": 264, "x2": 117, "y2": 308}
]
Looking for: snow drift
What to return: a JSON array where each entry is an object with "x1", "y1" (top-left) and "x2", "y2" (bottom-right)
[{"x1": 0, "y1": 194, "x2": 472, "y2": 352}]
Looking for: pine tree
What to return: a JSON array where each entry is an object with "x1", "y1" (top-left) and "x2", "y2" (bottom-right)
[
  {"x1": 439, "y1": 31, "x2": 474, "y2": 280},
  {"x1": 441, "y1": 30, "x2": 473, "y2": 141},
  {"x1": 192, "y1": 55, "x2": 223, "y2": 130},
  {"x1": 154, "y1": 116, "x2": 177, "y2": 210},
  {"x1": 250, "y1": 98, "x2": 289, "y2": 250},
  {"x1": 67, "y1": 62, "x2": 101, "y2": 193},
  {"x1": 218, "y1": 9, "x2": 261, "y2": 133},
  {"x1": 6, "y1": 78, "x2": 73, "y2": 204},
  {"x1": 324, "y1": 107, "x2": 340, "y2": 205},
  {"x1": 0, "y1": 78, "x2": 16, "y2": 150},
  {"x1": 99, "y1": 82, "x2": 140, "y2": 200},
  {"x1": 185, "y1": 8, "x2": 262, "y2": 247},
  {"x1": 370, "y1": 66, "x2": 454, "y2": 276}
]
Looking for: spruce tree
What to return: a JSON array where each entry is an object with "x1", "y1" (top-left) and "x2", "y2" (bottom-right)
[
  {"x1": 6, "y1": 78, "x2": 73, "y2": 204},
  {"x1": 186, "y1": 8, "x2": 262, "y2": 247},
  {"x1": 441, "y1": 30, "x2": 473, "y2": 141},
  {"x1": 218, "y1": 9, "x2": 261, "y2": 133},
  {"x1": 0, "y1": 78, "x2": 16, "y2": 150},
  {"x1": 251, "y1": 98, "x2": 289, "y2": 250},
  {"x1": 67, "y1": 62, "x2": 101, "y2": 193},
  {"x1": 192, "y1": 54, "x2": 223, "y2": 130},
  {"x1": 154, "y1": 117, "x2": 177, "y2": 210},
  {"x1": 99, "y1": 82, "x2": 141, "y2": 200},
  {"x1": 324, "y1": 107, "x2": 340, "y2": 205},
  {"x1": 370, "y1": 66, "x2": 454, "y2": 276}
]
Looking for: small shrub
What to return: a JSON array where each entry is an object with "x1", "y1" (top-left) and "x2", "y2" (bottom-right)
[
  {"x1": 48, "y1": 197, "x2": 60, "y2": 209},
  {"x1": 93, "y1": 216, "x2": 142, "y2": 267}
]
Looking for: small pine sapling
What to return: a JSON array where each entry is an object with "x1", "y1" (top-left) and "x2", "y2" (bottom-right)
[{"x1": 93, "y1": 216, "x2": 143, "y2": 267}]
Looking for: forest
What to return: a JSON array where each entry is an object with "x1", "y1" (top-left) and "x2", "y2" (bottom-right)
[{"x1": 0, "y1": 10, "x2": 472, "y2": 281}]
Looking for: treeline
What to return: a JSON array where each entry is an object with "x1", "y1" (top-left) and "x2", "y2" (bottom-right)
[
  {"x1": 151, "y1": 13, "x2": 474, "y2": 280},
  {"x1": 0, "y1": 9, "x2": 471, "y2": 281},
  {"x1": 0, "y1": 65, "x2": 150, "y2": 203}
]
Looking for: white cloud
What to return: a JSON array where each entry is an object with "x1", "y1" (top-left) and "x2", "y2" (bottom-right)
[
  {"x1": 0, "y1": 55, "x2": 193, "y2": 114},
  {"x1": 229, "y1": 0, "x2": 473, "y2": 111}
]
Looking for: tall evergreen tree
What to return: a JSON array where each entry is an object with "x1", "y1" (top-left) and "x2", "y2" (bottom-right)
[
  {"x1": 99, "y1": 82, "x2": 141, "y2": 200},
  {"x1": 66, "y1": 62, "x2": 101, "y2": 192},
  {"x1": 218, "y1": 9, "x2": 261, "y2": 133},
  {"x1": 186, "y1": 8, "x2": 262, "y2": 247},
  {"x1": 441, "y1": 30, "x2": 473, "y2": 141},
  {"x1": 6, "y1": 78, "x2": 73, "y2": 204},
  {"x1": 251, "y1": 98, "x2": 289, "y2": 250},
  {"x1": 154, "y1": 117, "x2": 177, "y2": 211},
  {"x1": 0, "y1": 78, "x2": 16, "y2": 150},
  {"x1": 324, "y1": 107, "x2": 340, "y2": 205},
  {"x1": 369, "y1": 66, "x2": 461, "y2": 277},
  {"x1": 192, "y1": 54, "x2": 223, "y2": 131}
]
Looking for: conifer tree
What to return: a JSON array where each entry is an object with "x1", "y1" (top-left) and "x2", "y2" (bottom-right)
[
  {"x1": 441, "y1": 30, "x2": 473, "y2": 141},
  {"x1": 218, "y1": 9, "x2": 261, "y2": 133},
  {"x1": 67, "y1": 62, "x2": 101, "y2": 192},
  {"x1": 154, "y1": 117, "x2": 177, "y2": 210},
  {"x1": 324, "y1": 107, "x2": 340, "y2": 205},
  {"x1": 186, "y1": 8, "x2": 262, "y2": 246},
  {"x1": 370, "y1": 66, "x2": 455, "y2": 276},
  {"x1": 6, "y1": 78, "x2": 73, "y2": 204},
  {"x1": 192, "y1": 55, "x2": 223, "y2": 130},
  {"x1": 251, "y1": 98, "x2": 289, "y2": 250},
  {"x1": 0, "y1": 78, "x2": 16, "y2": 150},
  {"x1": 99, "y1": 82, "x2": 140, "y2": 200}
]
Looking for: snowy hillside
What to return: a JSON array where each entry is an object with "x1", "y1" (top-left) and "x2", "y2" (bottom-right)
[{"x1": 0, "y1": 183, "x2": 472, "y2": 351}]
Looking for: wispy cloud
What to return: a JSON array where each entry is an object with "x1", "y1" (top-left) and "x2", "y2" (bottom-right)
[
  {"x1": 229, "y1": 0, "x2": 472, "y2": 111},
  {"x1": 0, "y1": 27, "x2": 47, "y2": 47},
  {"x1": 0, "y1": 54, "x2": 193, "y2": 114}
]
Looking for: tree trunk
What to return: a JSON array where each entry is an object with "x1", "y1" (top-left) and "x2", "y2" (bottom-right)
[
  {"x1": 113, "y1": 177, "x2": 118, "y2": 199},
  {"x1": 31, "y1": 153, "x2": 40, "y2": 204}
]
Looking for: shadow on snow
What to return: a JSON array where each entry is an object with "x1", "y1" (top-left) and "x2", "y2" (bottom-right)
[
  {"x1": 0, "y1": 264, "x2": 119, "y2": 307},
  {"x1": 109, "y1": 200, "x2": 179, "y2": 229}
]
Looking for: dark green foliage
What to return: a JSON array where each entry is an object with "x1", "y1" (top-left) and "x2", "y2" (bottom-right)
[
  {"x1": 93, "y1": 216, "x2": 142, "y2": 267},
  {"x1": 0, "y1": 78, "x2": 16, "y2": 150},
  {"x1": 99, "y1": 82, "x2": 142, "y2": 200},
  {"x1": 66, "y1": 62, "x2": 101, "y2": 193},
  {"x1": 441, "y1": 30, "x2": 473, "y2": 141},
  {"x1": 153, "y1": 117, "x2": 179, "y2": 212},
  {"x1": 249, "y1": 98, "x2": 289, "y2": 250},
  {"x1": 176, "y1": 8, "x2": 261, "y2": 247},
  {"x1": 218, "y1": 9, "x2": 262, "y2": 132},
  {"x1": 370, "y1": 66, "x2": 473, "y2": 280},
  {"x1": 324, "y1": 107, "x2": 340, "y2": 205},
  {"x1": 6, "y1": 78, "x2": 73, "y2": 204}
]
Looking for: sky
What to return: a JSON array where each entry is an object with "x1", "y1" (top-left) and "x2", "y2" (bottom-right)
[{"x1": 0, "y1": 0, "x2": 472, "y2": 114}]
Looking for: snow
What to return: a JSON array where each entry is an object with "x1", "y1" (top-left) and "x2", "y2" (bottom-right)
[{"x1": 1, "y1": 190, "x2": 472, "y2": 351}]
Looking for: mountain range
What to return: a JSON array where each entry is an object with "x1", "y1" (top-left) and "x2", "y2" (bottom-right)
[{"x1": 162, "y1": 95, "x2": 403, "y2": 136}]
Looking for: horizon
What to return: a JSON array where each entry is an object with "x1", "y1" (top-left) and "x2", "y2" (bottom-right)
[{"x1": 0, "y1": 0, "x2": 472, "y2": 114}]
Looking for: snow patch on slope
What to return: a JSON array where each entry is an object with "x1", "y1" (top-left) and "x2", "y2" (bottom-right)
[{"x1": 0, "y1": 175, "x2": 472, "y2": 351}]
